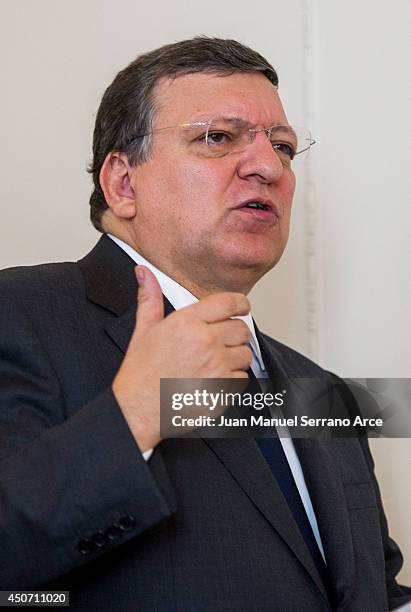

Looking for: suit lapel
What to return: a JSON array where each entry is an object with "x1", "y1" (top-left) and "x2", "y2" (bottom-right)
[
  {"x1": 203, "y1": 436, "x2": 330, "y2": 604},
  {"x1": 294, "y1": 439, "x2": 355, "y2": 609},
  {"x1": 203, "y1": 332, "x2": 331, "y2": 605},
  {"x1": 78, "y1": 234, "x2": 138, "y2": 316},
  {"x1": 257, "y1": 328, "x2": 355, "y2": 608},
  {"x1": 78, "y1": 234, "x2": 174, "y2": 355}
]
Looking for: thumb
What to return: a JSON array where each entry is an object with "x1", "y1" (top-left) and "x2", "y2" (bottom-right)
[{"x1": 134, "y1": 265, "x2": 164, "y2": 333}]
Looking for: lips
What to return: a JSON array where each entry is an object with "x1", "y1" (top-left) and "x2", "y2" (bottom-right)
[{"x1": 235, "y1": 198, "x2": 279, "y2": 219}]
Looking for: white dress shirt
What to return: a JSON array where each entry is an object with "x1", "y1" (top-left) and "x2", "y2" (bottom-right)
[{"x1": 108, "y1": 233, "x2": 325, "y2": 560}]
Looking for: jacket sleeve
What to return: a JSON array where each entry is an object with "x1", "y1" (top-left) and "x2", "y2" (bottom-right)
[
  {"x1": 358, "y1": 435, "x2": 411, "y2": 610},
  {"x1": 0, "y1": 293, "x2": 174, "y2": 589}
]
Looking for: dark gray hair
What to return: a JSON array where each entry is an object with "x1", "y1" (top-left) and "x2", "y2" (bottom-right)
[{"x1": 88, "y1": 36, "x2": 279, "y2": 232}]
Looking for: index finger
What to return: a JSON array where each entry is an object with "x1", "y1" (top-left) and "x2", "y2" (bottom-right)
[{"x1": 188, "y1": 292, "x2": 250, "y2": 323}]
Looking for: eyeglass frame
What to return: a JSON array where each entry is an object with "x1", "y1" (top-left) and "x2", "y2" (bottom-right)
[{"x1": 128, "y1": 118, "x2": 316, "y2": 159}]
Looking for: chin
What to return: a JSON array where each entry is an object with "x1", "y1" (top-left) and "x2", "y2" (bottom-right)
[
  {"x1": 217, "y1": 255, "x2": 279, "y2": 292},
  {"x1": 225, "y1": 244, "x2": 284, "y2": 271}
]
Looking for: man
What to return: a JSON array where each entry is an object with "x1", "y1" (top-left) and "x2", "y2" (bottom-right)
[{"x1": 0, "y1": 37, "x2": 409, "y2": 610}]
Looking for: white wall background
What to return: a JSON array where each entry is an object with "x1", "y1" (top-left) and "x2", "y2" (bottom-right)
[{"x1": 0, "y1": 0, "x2": 409, "y2": 584}]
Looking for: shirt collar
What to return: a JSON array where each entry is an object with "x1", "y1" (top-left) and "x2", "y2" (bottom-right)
[{"x1": 108, "y1": 234, "x2": 266, "y2": 372}]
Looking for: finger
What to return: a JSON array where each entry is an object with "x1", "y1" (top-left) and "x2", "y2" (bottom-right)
[
  {"x1": 231, "y1": 370, "x2": 250, "y2": 379},
  {"x1": 134, "y1": 266, "x2": 164, "y2": 333},
  {"x1": 226, "y1": 345, "x2": 253, "y2": 372},
  {"x1": 189, "y1": 292, "x2": 250, "y2": 324},
  {"x1": 211, "y1": 319, "x2": 251, "y2": 347}
]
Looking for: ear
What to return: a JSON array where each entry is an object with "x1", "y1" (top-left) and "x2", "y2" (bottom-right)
[{"x1": 99, "y1": 152, "x2": 136, "y2": 219}]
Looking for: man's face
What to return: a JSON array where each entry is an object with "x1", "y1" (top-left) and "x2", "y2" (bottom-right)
[{"x1": 128, "y1": 71, "x2": 296, "y2": 296}]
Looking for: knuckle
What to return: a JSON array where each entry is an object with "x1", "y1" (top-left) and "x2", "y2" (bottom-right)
[
  {"x1": 137, "y1": 292, "x2": 148, "y2": 307},
  {"x1": 220, "y1": 293, "x2": 238, "y2": 315},
  {"x1": 196, "y1": 328, "x2": 215, "y2": 351},
  {"x1": 233, "y1": 292, "x2": 250, "y2": 312},
  {"x1": 242, "y1": 295, "x2": 251, "y2": 312}
]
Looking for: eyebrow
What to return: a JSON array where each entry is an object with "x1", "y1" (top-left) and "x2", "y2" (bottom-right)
[
  {"x1": 269, "y1": 125, "x2": 298, "y2": 141},
  {"x1": 201, "y1": 115, "x2": 296, "y2": 138},
  {"x1": 218, "y1": 116, "x2": 253, "y2": 128}
]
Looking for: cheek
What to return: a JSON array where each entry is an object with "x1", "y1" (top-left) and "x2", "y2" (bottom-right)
[
  {"x1": 285, "y1": 168, "x2": 296, "y2": 194},
  {"x1": 281, "y1": 172, "x2": 296, "y2": 212},
  {"x1": 161, "y1": 156, "x2": 217, "y2": 195},
  {"x1": 166, "y1": 162, "x2": 229, "y2": 219},
  {"x1": 140, "y1": 168, "x2": 211, "y2": 236}
]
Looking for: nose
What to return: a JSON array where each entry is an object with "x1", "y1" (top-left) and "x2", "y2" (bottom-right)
[{"x1": 236, "y1": 131, "x2": 285, "y2": 184}]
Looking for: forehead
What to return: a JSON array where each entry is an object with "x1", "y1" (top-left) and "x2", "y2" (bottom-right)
[{"x1": 152, "y1": 72, "x2": 288, "y2": 127}]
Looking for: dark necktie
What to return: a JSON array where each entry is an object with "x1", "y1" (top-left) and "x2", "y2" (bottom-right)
[{"x1": 247, "y1": 368, "x2": 330, "y2": 590}]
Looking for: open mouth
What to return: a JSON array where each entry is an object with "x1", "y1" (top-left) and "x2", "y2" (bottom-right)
[
  {"x1": 242, "y1": 201, "x2": 271, "y2": 211},
  {"x1": 234, "y1": 199, "x2": 279, "y2": 226}
]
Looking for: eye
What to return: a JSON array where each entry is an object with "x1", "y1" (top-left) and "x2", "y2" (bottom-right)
[
  {"x1": 271, "y1": 142, "x2": 296, "y2": 160},
  {"x1": 204, "y1": 131, "x2": 232, "y2": 146}
]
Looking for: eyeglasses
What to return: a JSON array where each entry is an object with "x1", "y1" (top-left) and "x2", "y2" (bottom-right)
[{"x1": 132, "y1": 117, "x2": 316, "y2": 166}]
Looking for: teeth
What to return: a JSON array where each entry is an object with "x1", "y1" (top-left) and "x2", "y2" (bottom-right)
[{"x1": 245, "y1": 202, "x2": 266, "y2": 210}]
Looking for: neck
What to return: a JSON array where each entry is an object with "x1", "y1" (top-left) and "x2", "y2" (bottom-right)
[{"x1": 104, "y1": 220, "x2": 259, "y2": 298}]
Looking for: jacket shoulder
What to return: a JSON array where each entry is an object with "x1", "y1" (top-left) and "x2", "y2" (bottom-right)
[{"x1": 0, "y1": 261, "x2": 82, "y2": 303}]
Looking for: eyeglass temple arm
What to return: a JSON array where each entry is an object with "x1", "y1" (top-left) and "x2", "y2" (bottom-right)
[{"x1": 295, "y1": 139, "x2": 316, "y2": 156}]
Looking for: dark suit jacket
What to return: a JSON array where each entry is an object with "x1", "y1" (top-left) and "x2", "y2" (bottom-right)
[{"x1": 0, "y1": 235, "x2": 409, "y2": 611}]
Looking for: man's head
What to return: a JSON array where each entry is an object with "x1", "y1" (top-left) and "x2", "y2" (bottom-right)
[{"x1": 89, "y1": 37, "x2": 300, "y2": 296}]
